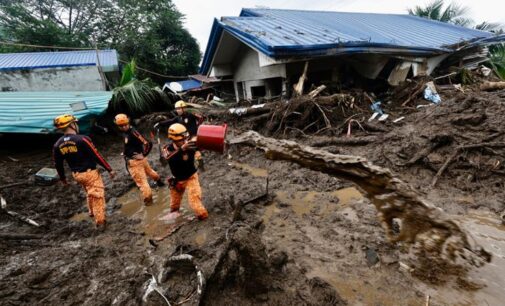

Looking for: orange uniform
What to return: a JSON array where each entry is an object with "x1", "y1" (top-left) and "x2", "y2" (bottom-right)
[
  {"x1": 53, "y1": 134, "x2": 112, "y2": 225},
  {"x1": 162, "y1": 142, "x2": 208, "y2": 220},
  {"x1": 122, "y1": 127, "x2": 161, "y2": 203}
]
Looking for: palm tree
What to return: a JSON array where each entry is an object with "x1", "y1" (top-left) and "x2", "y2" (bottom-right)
[
  {"x1": 475, "y1": 21, "x2": 504, "y2": 33},
  {"x1": 408, "y1": 0, "x2": 472, "y2": 27}
]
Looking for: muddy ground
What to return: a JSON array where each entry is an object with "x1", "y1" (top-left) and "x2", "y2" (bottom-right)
[{"x1": 1, "y1": 87, "x2": 505, "y2": 306}]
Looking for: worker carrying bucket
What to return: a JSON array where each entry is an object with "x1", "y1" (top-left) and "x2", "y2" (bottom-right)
[
  {"x1": 52, "y1": 114, "x2": 116, "y2": 230},
  {"x1": 162, "y1": 123, "x2": 208, "y2": 220},
  {"x1": 114, "y1": 114, "x2": 165, "y2": 205},
  {"x1": 154, "y1": 100, "x2": 205, "y2": 169}
]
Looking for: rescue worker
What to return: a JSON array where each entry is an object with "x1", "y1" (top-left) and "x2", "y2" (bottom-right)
[
  {"x1": 114, "y1": 114, "x2": 164, "y2": 205},
  {"x1": 161, "y1": 123, "x2": 208, "y2": 220},
  {"x1": 52, "y1": 114, "x2": 115, "y2": 229},
  {"x1": 155, "y1": 100, "x2": 204, "y2": 169}
]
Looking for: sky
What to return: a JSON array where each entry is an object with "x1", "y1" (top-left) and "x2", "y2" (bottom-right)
[{"x1": 172, "y1": 0, "x2": 505, "y2": 53}]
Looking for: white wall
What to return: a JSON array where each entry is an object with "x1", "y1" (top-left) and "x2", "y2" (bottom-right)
[
  {"x1": 0, "y1": 66, "x2": 105, "y2": 92},
  {"x1": 233, "y1": 47, "x2": 286, "y2": 83}
]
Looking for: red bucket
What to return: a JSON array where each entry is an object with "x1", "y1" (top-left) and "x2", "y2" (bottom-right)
[{"x1": 196, "y1": 124, "x2": 227, "y2": 154}]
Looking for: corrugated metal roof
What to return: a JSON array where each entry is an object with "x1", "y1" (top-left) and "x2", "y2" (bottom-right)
[
  {"x1": 200, "y1": 8, "x2": 501, "y2": 74},
  {"x1": 165, "y1": 79, "x2": 203, "y2": 93},
  {"x1": 0, "y1": 50, "x2": 119, "y2": 72},
  {"x1": 0, "y1": 91, "x2": 112, "y2": 134}
]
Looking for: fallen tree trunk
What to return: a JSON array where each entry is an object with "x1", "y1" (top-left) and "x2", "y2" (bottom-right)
[
  {"x1": 480, "y1": 81, "x2": 505, "y2": 91},
  {"x1": 231, "y1": 131, "x2": 490, "y2": 266},
  {"x1": 309, "y1": 136, "x2": 378, "y2": 147}
]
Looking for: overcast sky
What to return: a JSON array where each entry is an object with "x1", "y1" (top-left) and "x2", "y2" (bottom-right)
[{"x1": 172, "y1": 0, "x2": 505, "y2": 53}]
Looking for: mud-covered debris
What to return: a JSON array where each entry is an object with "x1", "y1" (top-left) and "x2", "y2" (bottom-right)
[
  {"x1": 365, "y1": 247, "x2": 379, "y2": 267},
  {"x1": 232, "y1": 131, "x2": 492, "y2": 267}
]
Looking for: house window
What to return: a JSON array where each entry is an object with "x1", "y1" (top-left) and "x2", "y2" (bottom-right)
[{"x1": 251, "y1": 85, "x2": 266, "y2": 98}]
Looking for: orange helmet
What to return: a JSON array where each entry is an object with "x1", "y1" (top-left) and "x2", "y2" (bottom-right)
[
  {"x1": 54, "y1": 114, "x2": 77, "y2": 129},
  {"x1": 114, "y1": 114, "x2": 129, "y2": 126},
  {"x1": 168, "y1": 123, "x2": 188, "y2": 141}
]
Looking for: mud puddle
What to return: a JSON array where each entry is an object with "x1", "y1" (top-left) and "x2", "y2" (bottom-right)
[
  {"x1": 228, "y1": 161, "x2": 268, "y2": 177},
  {"x1": 275, "y1": 187, "x2": 363, "y2": 217},
  {"x1": 263, "y1": 182, "x2": 505, "y2": 306},
  {"x1": 458, "y1": 212, "x2": 505, "y2": 305},
  {"x1": 70, "y1": 186, "x2": 192, "y2": 237},
  {"x1": 262, "y1": 186, "x2": 424, "y2": 305}
]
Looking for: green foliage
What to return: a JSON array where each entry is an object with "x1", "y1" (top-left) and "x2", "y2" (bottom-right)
[
  {"x1": 408, "y1": 0, "x2": 472, "y2": 26},
  {"x1": 459, "y1": 68, "x2": 475, "y2": 85},
  {"x1": 0, "y1": 0, "x2": 201, "y2": 79},
  {"x1": 119, "y1": 59, "x2": 137, "y2": 87},
  {"x1": 488, "y1": 44, "x2": 505, "y2": 80},
  {"x1": 111, "y1": 79, "x2": 158, "y2": 114},
  {"x1": 475, "y1": 22, "x2": 504, "y2": 32}
]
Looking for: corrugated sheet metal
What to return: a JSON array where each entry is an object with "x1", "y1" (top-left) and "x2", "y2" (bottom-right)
[
  {"x1": 0, "y1": 91, "x2": 112, "y2": 134},
  {"x1": 200, "y1": 8, "x2": 500, "y2": 74},
  {"x1": 165, "y1": 79, "x2": 203, "y2": 93},
  {"x1": 178, "y1": 79, "x2": 203, "y2": 91},
  {"x1": 0, "y1": 50, "x2": 119, "y2": 72}
]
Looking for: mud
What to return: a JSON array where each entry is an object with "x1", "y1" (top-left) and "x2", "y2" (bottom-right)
[{"x1": 2, "y1": 87, "x2": 505, "y2": 306}]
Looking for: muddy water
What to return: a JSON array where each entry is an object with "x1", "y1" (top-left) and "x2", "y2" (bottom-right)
[
  {"x1": 70, "y1": 187, "x2": 192, "y2": 237},
  {"x1": 459, "y1": 212, "x2": 505, "y2": 305},
  {"x1": 275, "y1": 187, "x2": 363, "y2": 217},
  {"x1": 228, "y1": 161, "x2": 268, "y2": 177},
  {"x1": 264, "y1": 183, "x2": 505, "y2": 305}
]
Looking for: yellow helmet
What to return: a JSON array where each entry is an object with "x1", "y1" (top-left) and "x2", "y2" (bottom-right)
[
  {"x1": 54, "y1": 114, "x2": 77, "y2": 129},
  {"x1": 168, "y1": 123, "x2": 188, "y2": 141},
  {"x1": 114, "y1": 113, "x2": 129, "y2": 126},
  {"x1": 174, "y1": 100, "x2": 187, "y2": 109}
]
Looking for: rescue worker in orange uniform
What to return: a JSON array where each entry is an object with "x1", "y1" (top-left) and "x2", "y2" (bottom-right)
[
  {"x1": 161, "y1": 123, "x2": 208, "y2": 220},
  {"x1": 52, "y1": 114, "x2": 115, "y2": 229},
  {"x1": 155, "y1": 100, "x2": 205, "y2": 169},
  {"x1": 114, "y1": 114, "x2": 164, "y2": 204}
]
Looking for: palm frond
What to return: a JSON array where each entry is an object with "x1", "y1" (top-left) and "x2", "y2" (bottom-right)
[
  {"x1": 119, "y1": 59, "x2": 136, "y2": 87},
  {"x1": 475, "y1": 22, "x2": 504, "y2": 32},
  {"x1": 488, "y1": 44, "x2": 505, "y2": 80},
  {"x1": 408, "y1": 0, "x2": 471, "y2": 26},
  {"x1": 111, "y1": 79, "x2": 158, "y2": 114}
]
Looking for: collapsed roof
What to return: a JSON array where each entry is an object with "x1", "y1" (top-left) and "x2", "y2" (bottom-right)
[{"x1": 201, "y1": 8, "x2": 504, "y2": 75}]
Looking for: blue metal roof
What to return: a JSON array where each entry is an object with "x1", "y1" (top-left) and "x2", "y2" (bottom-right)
[
  {"x1": 164, "y1": 79, "x2": 203, "y2": 93},
  {"x1": 200, "y1": 8, "x2": 500, "y2": 74},
  {"x1": 0, "y1": 91, "x2": 112, "y2": 134},
  {"x1": 178, "y1": 79, "x2": 203, "y2": 91},
  {"x1": 0, "y1": 50, "x2": 119, "y2": 72}
]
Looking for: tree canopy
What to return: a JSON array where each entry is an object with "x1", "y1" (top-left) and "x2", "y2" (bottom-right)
[{"x1": 0, "y1": 0, "x2": 201, "y2": 80}]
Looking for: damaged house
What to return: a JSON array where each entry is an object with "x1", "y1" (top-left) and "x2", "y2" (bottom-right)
[
  {"x1": 0, "y1": 50, "x2": 119, "y2": 134},
  {"x1": 200, "y1": 8, "x2": 504, "y2": 101}
]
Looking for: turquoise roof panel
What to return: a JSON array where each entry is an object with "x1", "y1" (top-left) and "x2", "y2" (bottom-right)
[{"x1": 0, "y1": 91, "x2": 112, "y2": 134}]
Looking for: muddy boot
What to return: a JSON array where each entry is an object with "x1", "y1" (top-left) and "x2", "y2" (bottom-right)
[
  {"x1": 95, "y1": 221, "x2": 106, "y2": 231},
  {"x1": 144, "y1": 196, "x2": 153, "y2": 206},
  {"x1": 197, "y1": 212, "x2": 208, "y2": 221}
]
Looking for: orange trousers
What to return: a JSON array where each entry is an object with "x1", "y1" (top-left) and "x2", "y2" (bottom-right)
[
  {"x1": 72, "y1": 169, "x2": 106, "y2": 225},
  {"x1": 128, "y1": 158, "x2": 160, "y2": 202},
  {"x1": 170, "y1": 173, "x2": 208, "y2": 220}
]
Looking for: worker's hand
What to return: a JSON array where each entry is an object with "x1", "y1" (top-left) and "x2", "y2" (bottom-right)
[
  {"x1": 109, "y1": 171, "x2": 116, "y2": 180},
  {"x1": 133, "y1": 153, "x2": 144, "y2": 160},
  {"x1": 181, "y1": 141, "x2": 197, "y2": 151}
]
